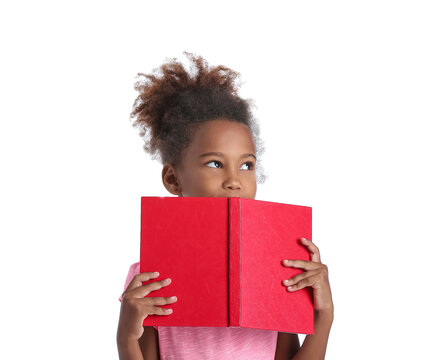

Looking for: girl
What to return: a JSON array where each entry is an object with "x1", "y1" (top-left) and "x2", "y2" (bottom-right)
[{"x1": 117, "y1": 52, "x2": 334, "y2": 360}]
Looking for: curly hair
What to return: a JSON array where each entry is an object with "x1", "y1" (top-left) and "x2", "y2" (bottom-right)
[{"x1": 130, "y1": 51, "x2": 267, "y2": 184}]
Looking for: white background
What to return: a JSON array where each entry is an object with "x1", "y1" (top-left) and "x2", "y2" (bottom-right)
[{"x1": 1, "y1": 1, "x2": 437, "y2": 359}]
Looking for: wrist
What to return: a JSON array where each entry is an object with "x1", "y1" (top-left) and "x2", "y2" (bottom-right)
[
  {"x1": 117, "y1": 334, "x2": 140, "y2": 348},
  {"x1": 117, "y1": 337, "x2": 143, "y2": 360},
  {"x1": 315, "y1": 306, "x2": 334, "y2": 322}
]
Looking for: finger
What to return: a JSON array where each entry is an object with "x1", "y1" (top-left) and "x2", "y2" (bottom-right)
[
  {"x1": 124, "y1": 271, "x2": 160, "y2": 294},
  {"x1": 286, "y1": 273, "x2": 321, "y2": 292},
  {"x1": 138, "y1": 278, "x2": 172, "y2": 298},
  {"x1": 149, "y1": 306, "x2": 174, "y2": 316},
  {"x1": 282, "y1": 259, "x2": 321, "y2": 271},
  {"x1": 144, "y1": 296, "x2": 178, "y2": 306},
  {"x1": 299, "y1": 238, "x2": 321, "y2": 262},
  {"x1": 282, "y1": 269, "x2": 320, "y2": 287}
]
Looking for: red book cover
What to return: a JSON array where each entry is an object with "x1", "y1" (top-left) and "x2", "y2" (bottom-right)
[{"x1": 140, "y1": 196, "x2": 314, "y2": 334}]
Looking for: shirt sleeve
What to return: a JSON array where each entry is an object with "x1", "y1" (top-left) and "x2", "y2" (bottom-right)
[
  {"x1": 119, "y1": 262, "x2": 141, "y2": 302},
  {"x1": 118, "y1": 262, "x2": 158, "y2": 330}
]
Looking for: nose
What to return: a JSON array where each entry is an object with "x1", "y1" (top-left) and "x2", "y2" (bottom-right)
[{"x1": 223, "y1": 170, "x2": 242, "y2": 190}]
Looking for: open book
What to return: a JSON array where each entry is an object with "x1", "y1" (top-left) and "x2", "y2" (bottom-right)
[{"x1": 140, "y1": 196, "x2": 313, "y2": 334}]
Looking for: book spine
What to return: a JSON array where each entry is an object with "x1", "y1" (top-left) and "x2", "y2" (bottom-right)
[
  {"x1": 140, "y1": 197, "x2": 144, "y2": 274},
  {"x1": 228, "y1": 197, "x2": 241, "y2": 326}
]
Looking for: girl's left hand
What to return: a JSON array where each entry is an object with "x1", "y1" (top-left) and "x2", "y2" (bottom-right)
[{"x1": 282, "y1": 238, "x2": 334, "y2": 313}]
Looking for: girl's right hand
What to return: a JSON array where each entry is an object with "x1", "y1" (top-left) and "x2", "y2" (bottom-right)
[{"x1": 117, "y1": 271, "x2": 177, "y2": 343}]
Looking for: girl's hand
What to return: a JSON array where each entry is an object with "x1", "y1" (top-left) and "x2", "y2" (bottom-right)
[
  {"x1": 282, "y1": 238, "x2": 333, "y2": 314},
  {"x1": 117, "y1": 271, "x2": 177, "y2": 343}
]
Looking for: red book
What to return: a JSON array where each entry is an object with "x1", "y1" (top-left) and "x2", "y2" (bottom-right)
[{"x1": 140, "y1": 196, "x2": 314, "y2": 334}]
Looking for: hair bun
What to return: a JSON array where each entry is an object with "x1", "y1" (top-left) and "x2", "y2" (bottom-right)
[{"x1": 130, "y1": 51, "x2": 266, "y2": 184}]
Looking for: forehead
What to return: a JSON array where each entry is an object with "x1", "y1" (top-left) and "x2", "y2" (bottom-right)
[{"x1": 189, "y1": 119, "x2": 255, "y2": 153}]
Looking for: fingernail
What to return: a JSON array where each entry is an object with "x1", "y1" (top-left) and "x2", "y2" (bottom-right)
[
  {"x1": 153, "y1": 272, "x2": 159, "y2": 276},
  {"x1": 282, "y1": 259, "x2": 288, "y2": 265},
  {"x1": 170, "y1": 296, "x2": 177, "y2": 300},
  {"x1": 282, "y1": 280, "x2": 289, "y2": 285},
  {"x1": 287, "y1": 286, "x2": 294, "y2": 291},
  {"x1": 167, "y1": 309, "x2": 173, "y2": 313}
]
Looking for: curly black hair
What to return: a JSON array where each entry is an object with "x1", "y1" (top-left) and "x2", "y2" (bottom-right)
[{"x1": 130, "y1": 52, "x2": 267, "y2": 184}]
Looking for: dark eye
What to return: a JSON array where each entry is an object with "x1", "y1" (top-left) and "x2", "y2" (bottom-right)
[
  {"x1": 206, "y1": 160, "x2": 222, "y2": 168},
  {"x1": 241, "y1": 162, "x2": 254, "y2": 170}
]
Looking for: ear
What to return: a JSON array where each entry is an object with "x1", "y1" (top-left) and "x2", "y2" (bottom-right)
[{"x1": 162, "y1": 163, "x2": 182, "y2": 196}]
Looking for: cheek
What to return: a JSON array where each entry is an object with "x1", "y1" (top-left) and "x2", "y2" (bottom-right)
[
  {"x1": 244, "y1": 176, "x2": 257, "y2": 194},
  {"x1": 183, "y1": 169, "x2": 215, "y2": 190}
]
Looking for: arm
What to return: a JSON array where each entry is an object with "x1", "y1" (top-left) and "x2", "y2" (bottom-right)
[
  {"x1": 117, "y1": 338, "x2": 144, "y2": 360},
  {"x1": 291, "y1": 310, "x2": 333, "y2": 360},
  {"x1": 117, "y1": 326, "x2": 160, "y2": 360},
  {"x1": 275, "y1": 332, "x2": 300, "y2": 360},
  {"x1": 274, "y1": 310, "x2": 333, "y2": 360},
  {"x1": 277, "y1": 238, "x2": 334, "y2": 360},
  {"x1": 138, "y1": 327, "x2": 160, "y2": 360},
  {"x1": 117, "y1": 271, "x2": 176, "y2": 360}
]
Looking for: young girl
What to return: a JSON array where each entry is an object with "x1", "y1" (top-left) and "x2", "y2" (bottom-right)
[{"x1": 117, "y1": 52, "x2": 334, "y2": 360}]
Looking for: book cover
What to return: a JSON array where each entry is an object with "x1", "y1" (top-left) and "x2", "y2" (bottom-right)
[{"x1": 139, "y1": 196, "x2": 313, "y2": 334}]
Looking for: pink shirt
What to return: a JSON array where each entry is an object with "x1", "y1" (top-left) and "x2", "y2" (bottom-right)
[{"x1": 119, "y1": 262, "x2": 278, "y2": 359}]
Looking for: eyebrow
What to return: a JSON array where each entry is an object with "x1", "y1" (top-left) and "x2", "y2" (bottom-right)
[{"x1": 199, "y1": 152, "x2": 257, "y2": 161}]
